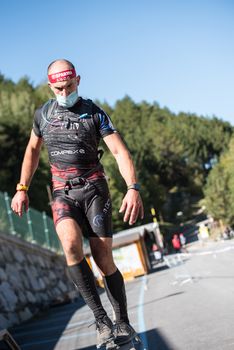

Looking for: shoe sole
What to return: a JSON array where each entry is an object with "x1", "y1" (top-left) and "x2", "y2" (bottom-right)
[
  {"x1": 115, "y1": 332, "x2": 141, "y2": 346},
  {"x1": 97, "y1": 338, "x2": 118, "y2": 349}
]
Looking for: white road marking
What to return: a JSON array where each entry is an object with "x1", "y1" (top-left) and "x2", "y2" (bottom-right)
[{"x1": 137, "y1": 275, "x2": 149, "y2": 350}]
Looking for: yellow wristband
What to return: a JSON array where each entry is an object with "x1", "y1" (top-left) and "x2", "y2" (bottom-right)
[{"x1": 16, "y1": 183, "x2": 29, "y2": 191}]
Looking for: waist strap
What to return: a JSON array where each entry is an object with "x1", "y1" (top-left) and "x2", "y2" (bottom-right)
[
  {"x1": 52, "y1": 162, "x2": 103, "y2": 184},
  {"x1": 52, "y1": 149, "x2": 104, "y2": 184}
]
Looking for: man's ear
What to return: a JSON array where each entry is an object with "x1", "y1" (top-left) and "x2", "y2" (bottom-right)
[
  {"x1": 76, "y1": 75, "x2": 81, "y2": 85},
  {"x1": 48, "y1": 82, "x2": 55, "y2": 95}
]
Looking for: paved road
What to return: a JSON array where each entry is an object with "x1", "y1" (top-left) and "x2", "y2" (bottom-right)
[{"x1": 9, "y1": 240, "x2": 234, "y2": 350}]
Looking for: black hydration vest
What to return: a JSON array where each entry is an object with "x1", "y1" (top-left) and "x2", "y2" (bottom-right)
[{"x1": 37, "y1": 98, "x2": 102, "y2": 168}]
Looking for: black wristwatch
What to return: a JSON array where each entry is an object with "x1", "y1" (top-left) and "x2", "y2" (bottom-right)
[{"x1": 127, "y1": 183, "x2": 140, "y2": 191}]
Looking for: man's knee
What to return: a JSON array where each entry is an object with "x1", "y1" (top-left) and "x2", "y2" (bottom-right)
[
  {"x1": 95, "y1": 257, "x2": 117, "y2": 276},
  {"x1": 90, "y1": 238, "x2": 116, "y2": 275},
  {"x1": 63, "y1": 240, "x2": 83, "y2": 257},
  {"x1": 61, "y1": 239, "x2": 84, "y2": 264},
  {"x1": 56, "y1": 219, "x2": 84, "y2": 264}
]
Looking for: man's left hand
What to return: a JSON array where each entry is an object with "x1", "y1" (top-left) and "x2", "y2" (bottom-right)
[{"x1": 119, "y1": 190, "x2": 144, "y2": 225}]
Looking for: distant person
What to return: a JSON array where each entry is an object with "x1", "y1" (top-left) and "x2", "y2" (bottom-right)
[
  {"x1": 172, "y1": 234, "x2": 181, "y2": 253},
  {"x1": 179, "y1": 233, "x2": 188, "y2": 252},
  {"x1": 11, "y1": 59, "x2": 144, "y2": 349},
  {"x1": 223, "y1": 227, "x2": 233, "y2": 240},
  {"x1": 152, "y1": 243, "x2": 163, "y2": 262},
  {"x1": 199, "y1": 224, "x2": 209, "y2": 243}
]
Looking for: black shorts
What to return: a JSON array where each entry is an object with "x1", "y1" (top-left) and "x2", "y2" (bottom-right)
[{"x1": 52, "y1": 178, "x2": 113, "y2": 238}]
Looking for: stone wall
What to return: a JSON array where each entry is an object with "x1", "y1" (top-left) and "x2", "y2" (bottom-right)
[{"x1": 0, "y1": 231, "x2": 75, "y2": 330}]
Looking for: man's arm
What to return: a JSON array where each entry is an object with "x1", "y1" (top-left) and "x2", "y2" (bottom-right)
[
  {"x1": 11, "y1": 130, "x2": 43, "y2": 217},
  {"x1": 103, "y1": 133, "x2": 144, "y2": 225}
]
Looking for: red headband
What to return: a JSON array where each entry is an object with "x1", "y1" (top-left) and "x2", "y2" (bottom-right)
[{"x1": 48, "y1": 68, "x2": 76, "y2": 83}]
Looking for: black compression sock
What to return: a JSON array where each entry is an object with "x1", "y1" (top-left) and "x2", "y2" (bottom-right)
[
  {"x1": 103, "y1": 269, "x2": 129, "y2": 324},
  {"x1": 68, "y1": 258, "x2": 106, "y2": 320}
]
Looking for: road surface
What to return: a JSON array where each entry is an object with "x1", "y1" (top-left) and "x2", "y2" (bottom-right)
[{"x1": 9, "y1": 239, "x2": 234, "y2": 350}]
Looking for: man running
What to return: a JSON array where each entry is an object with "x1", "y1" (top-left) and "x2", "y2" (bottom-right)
[{"x1": 11, "y1": 59, "x2": 144, "y2": 349}]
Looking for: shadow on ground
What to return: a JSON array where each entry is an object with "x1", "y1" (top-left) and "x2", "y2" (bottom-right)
[
  {"x1": 10, "y1": 297, "x2": 88, "y2": 350},
  {"x1": 10, "y1": 285, "x2": 175, "y2": 350}
]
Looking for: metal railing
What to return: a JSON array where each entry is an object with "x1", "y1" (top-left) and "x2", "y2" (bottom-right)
[{"x1": 0, "y1": 191, "x2": 62, "y2": 253}]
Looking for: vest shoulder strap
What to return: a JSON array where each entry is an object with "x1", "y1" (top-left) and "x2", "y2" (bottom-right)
[
  {"x1": 82, "y1": 98, "x2": 93, "y2": 114},
  {"x1": 40, "y1": 99, "x2": 57, "y2": 133},
  {"x1": 39, "y1": 97, "x2": 93, "y2": 134}
]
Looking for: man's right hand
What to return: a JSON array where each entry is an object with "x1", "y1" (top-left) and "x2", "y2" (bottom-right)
[{"x1": 11, "y1": 191, "x2": 29, "y2": 217}]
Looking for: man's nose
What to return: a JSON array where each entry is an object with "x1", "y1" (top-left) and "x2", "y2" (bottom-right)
[{"x1": 61, "y1": 89, "x2": 69, "y2": 97}]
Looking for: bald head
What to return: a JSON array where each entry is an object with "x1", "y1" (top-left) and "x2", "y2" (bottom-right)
[
  {"x1": 47, "y1": 59, "x2": 75, "y2": 75},
  {"x1": 47, "y1": 59, "x2": 81, "y2": 103},
  {"x1": 47, "y1": 59, "x2": 78, "y2": 84}
]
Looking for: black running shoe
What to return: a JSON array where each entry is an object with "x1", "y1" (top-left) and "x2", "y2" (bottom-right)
[
  {"x1": 96, "y1": 315, "x2": 115, "y2": 349},
  {"x1": 114, "y1": 321, "x2": 140, "y2": 346}
]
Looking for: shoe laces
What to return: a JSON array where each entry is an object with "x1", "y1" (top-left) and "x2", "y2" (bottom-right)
[
  {"x1": 115, "y1": 322, "x2": 136, "y2": 336},
  {"x1": 96, "y1": 317, "x2": 112, "y2": 332}
]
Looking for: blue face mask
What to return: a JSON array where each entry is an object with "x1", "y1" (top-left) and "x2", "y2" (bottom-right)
[{"x1": 56, "y1": 90, "x2": 79, "y2": 108}]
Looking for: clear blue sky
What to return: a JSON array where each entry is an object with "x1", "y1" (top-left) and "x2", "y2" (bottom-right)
[{"x1": 1, "y1": 0, "x2": 234, "y2": 124}]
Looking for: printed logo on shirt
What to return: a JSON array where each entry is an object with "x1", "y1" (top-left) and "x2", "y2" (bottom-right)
[{"x1": 50, "y1": 149, "x2": 85, "y2": 156}]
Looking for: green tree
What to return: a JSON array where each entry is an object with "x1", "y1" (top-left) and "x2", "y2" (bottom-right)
[
  {"x1": 204, "y1": 136, "x2": 234, "y2": 226},
  {"x1": 1, "y1": 74, "x2": 233, "y2": 229},
  {"x1": 0, "y1": 76, "x2": 51, "y2": 212}
]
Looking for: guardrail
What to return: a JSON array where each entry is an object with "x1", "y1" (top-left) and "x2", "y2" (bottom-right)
[{"x1": 0, "y1": 191, "x2": 62, "y2": 253}]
